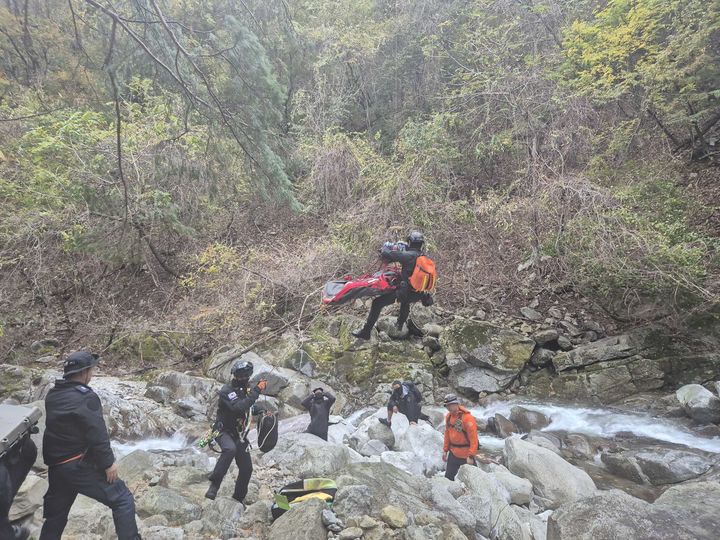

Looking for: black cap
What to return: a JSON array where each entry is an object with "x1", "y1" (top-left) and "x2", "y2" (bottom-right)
[
  {"x1": 63, "y1": 351, "x2": 100, "y2": 378},
  {"x1": 392, "y1": 380, "x2": 402, "y2": 387},
  {"x1": 312, "y1": 387, "x2": 324, "y2": 393}
]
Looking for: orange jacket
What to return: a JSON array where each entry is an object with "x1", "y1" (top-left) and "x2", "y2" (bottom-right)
[{"x1": 443, "y1": 406, "x2": 478, "y2": 459}]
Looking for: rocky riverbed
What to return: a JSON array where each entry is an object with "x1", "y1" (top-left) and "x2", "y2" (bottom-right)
[{"x1": 4, "y1": 308, "x2": 720, "y2": 539}]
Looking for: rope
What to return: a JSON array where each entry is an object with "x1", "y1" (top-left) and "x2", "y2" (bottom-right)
[{"x1": 257, "y1": 412, "x2": 278, "y2": 450}]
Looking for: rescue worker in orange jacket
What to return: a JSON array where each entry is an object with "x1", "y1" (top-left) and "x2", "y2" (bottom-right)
[{"x1": 442, "y1": 393, "x2": 480, "y2": 480}]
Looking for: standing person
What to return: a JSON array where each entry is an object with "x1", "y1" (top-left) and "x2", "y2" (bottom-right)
[
  {"x1": 379, "y1": 380, "x2": 426, "y2": 427},
  {"x1": 442, "y1": 394, "x2": 482, "y2": 481},
  {"x1": 301, "y1": 387, "x2": 336, "y2": 441},
  {"x1": 0, "y1": 407, "x2": 38, "y2": 540},
  {"x1": 205, "y1": 361, "x2": 267, "y2": 502},
  {"x1": 352, "y1": 231, "x2": 435, "y2": 340},
  {"x1": 39, "y1": 351, "x2": 140, "y2": 540}
]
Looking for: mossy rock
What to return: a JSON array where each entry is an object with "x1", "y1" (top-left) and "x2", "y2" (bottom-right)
[
  {"x1": 108, "y1": 332, "x2": 187, "y2": 364},
  {"x1": 441, "y1": 318, "x2": 535, "y2": 374},
  {"x1": 0, "y1": 364, "x2": 45, "y2": 402}
]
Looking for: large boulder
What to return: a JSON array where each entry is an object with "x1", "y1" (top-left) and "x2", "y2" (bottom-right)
[
  {"x1": 379, "y1": 451, "x2": 425, "y2": 477},
  {"x1": 393, "y1": 423, "x2": 445, "y2": 476},
  {"x1": 504, "y1": 438, "x2": 595, "y2": 509},
  {"x1": 510, "y1": 406, "x2": 551, "y2": 432},
  {"x1": 269, "y1": 498, "x2": 327, "y2": 540},
  {"x1": 441, "y1": 319, "x2": 535, "y2": 396},
  {"x1": 547, "y1": 489, "x2": 697, "y2": 540},
  {"x1": 0, "y1": 365, "x2": 57, "y2": 403},
  {"x1": 676, "y1": 384, "x2": 720, "y2": 424},
  {"x1": 601, "y1": 448, "x2": 713, "y2": 485},
  {"x1": 428, "y1": 478, "x2": 477, "y2": 538},
  {"x1": 481, "y1": 463, "x2": 533, "y2": 505},
  {"x1": 654, "y1": 480, "x2": 720, "y2": 539},
  {"x1": 259, "y1": 432, "x2": 354, "y2": 478},
  {"x1": 456, "y1": 465, "x2": 528, "y2": 540}
]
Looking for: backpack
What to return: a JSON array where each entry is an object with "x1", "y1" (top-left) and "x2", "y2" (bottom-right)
[
  {"x1": 271, "y1": 478, "x2": 337, "y2": 520},
  {"x1": 255, "y1": 410, "x2": 279, "y2": 453},
  {"x1": 404, "y1": 382, "x2": 423, "y2": 403},
  {"x1": 409, "y1": 255, "x2": 437, "y2": 292}
]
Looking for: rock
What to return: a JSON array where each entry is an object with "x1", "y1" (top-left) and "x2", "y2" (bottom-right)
[
  {"x1": 456, "y1": 466, "x2": 527, "y2": 539},
  {"x1": 562, "y1": 433, "x2": 593, "y2": 459},
  {"x1": 381, "y1": 505, "x2": 408, "y2": 528},
  {"x1": 634, "y1": 449, "x2": 712, "y2": 484},
  {"x1": 514, "y1": 506, "x2": 549, "y2": 540},
  {"x1": 450, "y1": 366, "x2": 513, "y2": 395},
  {"x1": 676, "y1": 384, "x2": 720, "y2": 424},
  {"x1": 367, "y1": 420, "x2": 395, "y2": 449},
  {"x1": 494, "y1": 413, "x2": 518, "y2": 438},
  {"x1": 520, "y1": 307, "x2": 543, "y2": 321},
  {"x1": 654, "y1": 480, "x2": 720, "y2": 539},
  {"x1": 9, "y1": 475, "x2": 47, "y2": 521},
  {"x1": 505, "y1": 438, "x2": 595, "y2": 509},
  {"x1": 547, "y1": 489, "x2": 697, "y2": 539},
  {"x1": 200, "y1": 497, "x2": 244, "y2": 537},
  {"x1": 530, "y1": 348, "x2": 555, "y2": 368},
  {"x1": 260, "y1": 432, "x2": 353, "y2": 478},
  {"x1": 358, "y1": 439, "x2": 389, "y2": 457},
  {"x1": 140, "y1": 525, "x2": 185, "y2": 539},
  {"x1": 429, "y1": 480, "x2": 476, "y2": 538},
  {"x1": 548, "y1": 307, "x2": 563, "y2": 319},
  {"x1": 481, "y1": 463, "x2": 533, "y2": 505},
  {"x1": 422, "y1": 324, "x2": 444, "y2": 338},
  {"x1": 524, "y1": 430, "x2": 562, "y2": 454},
  {"x1": 334, "y1": 484, "x2": 374, "y2": 518},
  {"x1": 30, "y1": 338, "x2": 61, "y2": 353},
  {"x1": 269, "y1": 498, "x2": 327, "y2": 540},
  {"x1": 379, "y1": 451, "x2": 425, "y2": 477},
  {"x1": 557, "y1": 335, "x2": 573, "y2": 351},
  {"x1": 64, "y1": 495, "x2": 113, "y2": 537},
  {"x1": 144, "y1": 385, "x2": 172, "y2": 404},
  {"x1": 393, "y1": 422, "x2": 445, "y2": 475},
  {"x1": 509, "y1": 406, "x2": 550, "y2": 432},
  {"x1": 135, "y1": 486, "x2": 202, "y2": 524},
  {"x1": 0, "y1": 365, "x2": 57, "y2": 403},
  {"x1": 117, "y1": 450, "x2": 159, "y2": 488},
  {"x1": 339, "y1": 527, "x2": 364, "y2": 539},
  {"x1": 285, "y1": 349, "x2": 317, "y2": 377},
  {"x1": 322, "y1": 508, "x2": 343, "y2": 528},
  {"x1": 533, "y1": 329, "x2": 559, "y2": 345},
  {"x1": 378, "y1": 317, "x2": 410, "y2": 339}
]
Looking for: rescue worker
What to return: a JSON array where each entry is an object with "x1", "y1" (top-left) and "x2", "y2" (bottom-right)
[
  {"x1": 352, "y1": 231, "x2": 434, "y2": 340},
  {"x1": 301, "y1": 387, "x2": 336, "y2": 441},
  {"x1": 39, "y1": 351, "x2": 140, "y2": 540},
  {"x1": 205, "y1": 361, "x2": 267, "y2": 502},
  {"x1": 0, "y1": 415, "x2": 37, "y2": 540},
  {"x1": 442, "y1": 393, "x2": 480, "y2": 481},
  {"x1": 379, "y1": 380, "x2": 427, "y2": 427}
]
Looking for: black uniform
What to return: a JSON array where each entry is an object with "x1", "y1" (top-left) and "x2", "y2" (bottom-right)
[
  {"x1": 39, "y1": 380, "x2": 139, "y2": 540},
  {"x1": 357, "y1": 246, "x2": 430, "y2": 336},
  {"x1": 207, "y1": 382, "x2": 261, "y2": 502},
  {"x1": 387, "y1": 382, "x2": 422, "y2": 423},
  {"x1": 0, "y1": 434, "x2": 37, "y2": 539},
  {"x1": 301, "y1": 392, "x2": 336, "y2": 441}
]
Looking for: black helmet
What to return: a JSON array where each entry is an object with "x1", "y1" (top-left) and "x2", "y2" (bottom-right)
[
  {"x1": 407, "y1": 230, "x2": 424, "y2": 248},
  {"x1": 63, "y1": 351, "x2": 100, "y2": 378},
  {"x1": 231, "y1": 360, "x2": 253, "y2": 378}
]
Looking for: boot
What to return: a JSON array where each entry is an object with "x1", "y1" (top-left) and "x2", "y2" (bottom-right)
[
  {"x1": 231, "y1": 492, "x2": 244, "y2": 504},
  {"x1": 351, "y1": 328, "x2": 371, "y2": 340},
  {"x1": 378, "y1": 418, "x2": 391, "y2": 428},
  {"x1": 205, "y1": 482, "x2": 220, "y2": 500}
]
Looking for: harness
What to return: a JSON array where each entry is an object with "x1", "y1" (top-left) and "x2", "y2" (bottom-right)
[{"x1": 446, "y1": 412, "x2": 471, "y2": 448}]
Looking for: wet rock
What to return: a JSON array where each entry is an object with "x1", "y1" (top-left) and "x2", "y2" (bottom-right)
[
  {"x1": 562, "y1": 434, "x2": 593, "y2": 460},
  {"x1": 547, "y1": 489, "x2": 697, "y2": 540},
  {"x1": 521, "y1": 307, "x2": 543, "y2": 321},
  {"x1": 494, "y1": 413, "x2": 518, "y2": 438},
  {"x1": 269, "y1": 498, "x2": 327, "y2": 540},
  {"x1": 676, "y1": 384, "x2": 720, "y2": 424},
  {"x1": 505, "y1": 438, "x2": 595, "y2": 509},
  {"x1": 634, "y1": 449, "x2": 712, "y2": 484},
  {"x1": 509, "y1": 406, "x2": 551, "y2": 432}
]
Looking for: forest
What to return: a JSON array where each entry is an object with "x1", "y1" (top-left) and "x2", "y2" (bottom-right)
[{"x1": 1, "y1": 0, "x2": 719, "y2": 363}]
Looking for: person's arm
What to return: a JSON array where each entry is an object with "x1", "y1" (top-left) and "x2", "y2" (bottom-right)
[
  {"x1": 442, "y1": 415, "x2": 450, "y2": 461},
  {"x1": 301, "y1": 394, "x2": 313, "y2": 411},
  {"x1": 324, "y1": 392, "x2": 336, "y2": 407},
  {"x1": 83, "y1": 393, "x2": 115, "y2": 471},
  {"x1": 465, "y1": 415, "x2": 479, "y2": 459},
  {"x1": 222, "y1": 384, "x2": 262, "y2": 415}
]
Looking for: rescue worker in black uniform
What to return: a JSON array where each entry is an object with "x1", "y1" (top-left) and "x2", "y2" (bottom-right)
[
  {"x1": 301, "y1": 387, "x2": 336, "y2": 441},
  {"x1": 0, "y1": 421, "x2": 37, "y2": 540},
  {"x1": 39, "y1": 351, "x2": 140, "y2": 540},
  {"x1": 379, "y1": 380, "x2": 427, "y2": 427},
  {"x1": 352, "y1": 231, "x2": 433, "y2": 340},
  {"x1": 205, "y1": 361, "x2": 267, "y2": 502}
]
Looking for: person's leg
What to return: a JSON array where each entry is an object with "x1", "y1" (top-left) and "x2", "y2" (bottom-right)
[
  {"x1": 207, "y1": 432, "x2": 237, "y2": 499},
  {"x1": 396, "y1": 292, "x2": 422, "y2": 328},
  {"x1": 445, "y1": 452, "x2": 466, "y2": 480},
  {"x1": 232, "y1": 441, "x2": 253, "y2": 503},
  {"x1": 354, "y1": 293, "x2": 396, "y2": 338},
  {"x1": 67, "y1": 462, "x2": 139, "y2": 540},
  {"x1": 0, "y1": 461, "x2": 15, "y2": 540},
  {"x1": 404, "y1": 396, "x2": 420, "y2": 424},
  {"x1": 39, "y1": 466, "x2": 78, "y2": 540}
]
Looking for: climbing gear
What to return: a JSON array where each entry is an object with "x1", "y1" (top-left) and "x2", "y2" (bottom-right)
[
  {"x1": 408, "y1": 255, "x2": 436, "y2": 292},
  {"x1": 255, "y1": 410, "x2": 279, "y2": 453},
  {"x1": 322, "y1": 269, "x2": 399, "y2": 305},
  {"x1": 197, "y1": 428, "x2": 220, "y2": 449}
]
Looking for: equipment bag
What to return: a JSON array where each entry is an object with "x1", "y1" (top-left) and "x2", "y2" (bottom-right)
[
  {"x1": 271, "y1": 478, "x2": 337, "y2": 520},
  {"x1": 408, "y1": 255, "x2": 437, "y2": 292},
  {"x1": 256, "y1": 410, "x2": 279, "y2": 453}
]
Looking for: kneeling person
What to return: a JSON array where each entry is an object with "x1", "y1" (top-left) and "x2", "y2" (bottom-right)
[{"x1": 40, "y1": 351, "x2": 140, "y2": 540}]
